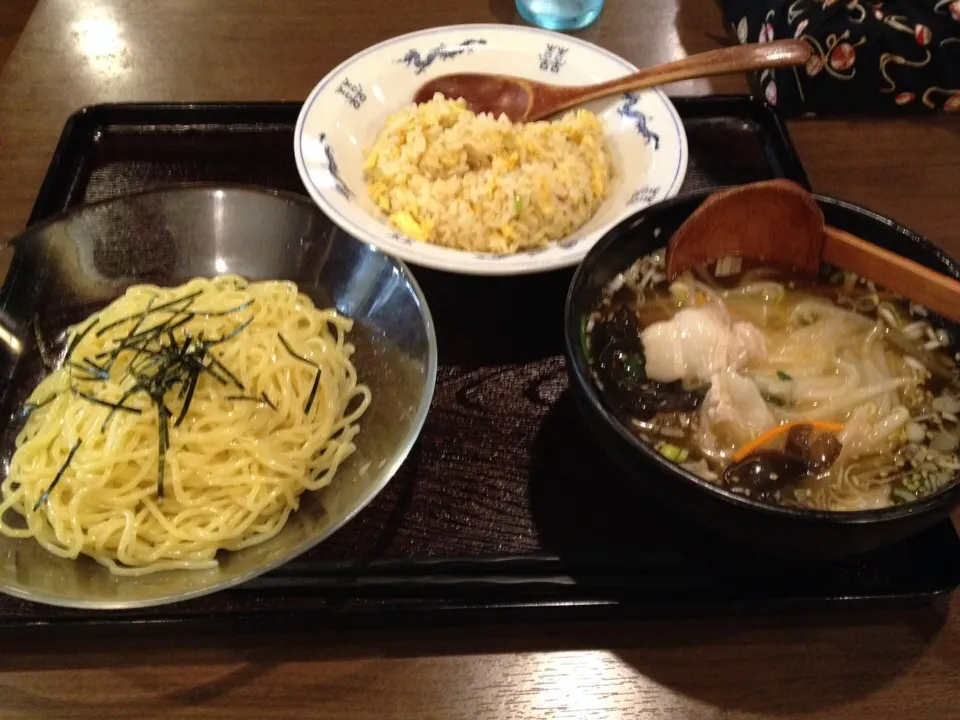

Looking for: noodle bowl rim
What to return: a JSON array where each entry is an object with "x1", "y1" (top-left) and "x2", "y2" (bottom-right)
[{"x1": 0, "y1": 185, "x2": 439, "y2": 609}]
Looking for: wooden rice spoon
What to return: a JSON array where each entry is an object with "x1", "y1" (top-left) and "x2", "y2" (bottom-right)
[
  {"x1": 413, "y1": 40, "x2": 811, "y2": 122},
  {"x1": 664, "y1": 178, "x2": 960, "y2": 324}
]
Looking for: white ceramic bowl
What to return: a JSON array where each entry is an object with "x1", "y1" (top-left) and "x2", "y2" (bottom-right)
[{"x1": 294, "y1": 24, "x2": 689, "y2": 276}]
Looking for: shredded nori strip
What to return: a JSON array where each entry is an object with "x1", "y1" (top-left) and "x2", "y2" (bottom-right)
[
  {"x1": 304, "y1": 370, "x2": 321, "y2": 414},
  {"x1": 103, "y1": 297, "x2": 156, "y2": 372},
  {"x1": 158, "y1": 398, "x2": 173, "y2": 418},
  {"x1": 278, "y1": 333, "x2": 322, "y2": 413},
  {"x1": 21, "y1": 393, "x2": 57, "y2": 419},
  {"x1": 65, "y1": 318, "x2": 100, "y2": 362},
  {"x1": 119, "y1": 313, "x2": 194, "y2": 347},
  {"x1": 100, "y1": 386, "x2": 147, "y2": 432},
  {"x1": 65, "y1": 361, "x2": 109, "y2": 380},
  {"x1": 125, "y1": 352, "x2": 165, "y2": 379},
  {"x1": 206, "y1": 317, "x2": 253, "y2": 346},
  {"x1": 277, "y1": 333, "x2": 319, "y2": 368},
  {"x1": 225, "y1": 392, "x2": 277, "y2": 412},
  {"x1": 157, "y1": 405, "x2": 170, "y2": 501},
  {"x1": 203, "y1": 352, "x2": 242, "y2": 389},
  {"x1": 94, "y1": 290, "x2": 203, "y2": 337},
  {"x1": 31, "y1": 289, "x2": 255, "y2": 504},
  {"x1": 71, "y1": 387, "x2": 142, "y2": 415},
  {"x1": 174, "y1": 368, "x2": 200, "y2": 428},
  {"x1": 195, "y1": 360, "x2": 229, "y2": 385},
  {"x1": 82, "y1": 357, "x2": 109, "y2": 375},
  {"x1": 33, "y1": 439, "x2": 82, "y2": 511},
  {"x1": 192, "y1": 298, "x2": 255, "y2": 317}
]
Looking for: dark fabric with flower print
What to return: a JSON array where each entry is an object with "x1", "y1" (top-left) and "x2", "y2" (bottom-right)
[{"x1": 720, "y1": 0, "x2": 960, "y2": 116}]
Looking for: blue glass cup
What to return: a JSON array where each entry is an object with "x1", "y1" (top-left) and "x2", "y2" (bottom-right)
[{"x1": 516, "y1": 0, "x2": 604, "y2": 31}]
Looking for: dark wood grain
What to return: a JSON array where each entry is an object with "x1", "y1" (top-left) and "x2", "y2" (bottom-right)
[
  {"x1": 1, "y1": 598, "x2": 959, "y2": 719},
  {"x1": 0, "y1": 0, "x2": 35, "y2": 74},
  {"x1": 788, "y1": 115, "x2": 960, "y2": 260},
  {"x1": 1, "y1": 1, "x2": 960, "y2": 718}
]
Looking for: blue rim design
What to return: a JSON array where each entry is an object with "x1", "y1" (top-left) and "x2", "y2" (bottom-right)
[
  {"x1": 296, "y1": 24, "x2": 688, "y2": 267},
  {"x1": 539, "y1": 43, "x2": 568, "y2": 73},
  {"x1": 395, "y1": 38, "x2": 488, "y2": 75},
  {"x1": 334, "y1": 78, "x2": 367, "y2": 109},
  {"x1": 617, "y1": 93, "x2": 661, "y2": 150},
  {"x1": 628, "y1": 185, "x2": 660, "y2": 206},
  {"x1": 318, "y1": 133, "x2": 353, "y2": 200}
]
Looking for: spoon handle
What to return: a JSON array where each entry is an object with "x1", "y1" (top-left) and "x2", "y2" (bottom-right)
[
  {"x1": 822, "y1": 226, "x2": 960, "y2": 324},
  {"x1": 551, "y1": 40, "x2": 810, "y2": 111}
]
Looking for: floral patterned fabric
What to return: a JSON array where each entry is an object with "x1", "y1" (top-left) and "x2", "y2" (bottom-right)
[{"x1": 720, "y1": 0, "x2": 960, "y2": 115}]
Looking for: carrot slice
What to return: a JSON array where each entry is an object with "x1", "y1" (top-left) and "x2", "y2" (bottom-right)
[{"x1": 731, "y1": 421, "x2": 844, "y2": 463}]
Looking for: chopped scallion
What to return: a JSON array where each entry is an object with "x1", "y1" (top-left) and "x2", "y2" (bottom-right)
[
  {"x1": 658, "y1": 443, "x2": 684, "y2": 462},
  {"x1": 892, "y1": 487, "x2": 917, "y2": 504}
]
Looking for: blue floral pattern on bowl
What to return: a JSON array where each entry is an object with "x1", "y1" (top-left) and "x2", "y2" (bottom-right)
[
  {"x1": 618, "y1": 92, "x2": 661, "y2": 150},
  {"x1": 395, "y1": 39, "x2": 487, "y2": 75},
  {"x1": 318, "y1": 133, "x2": 353, "y2": 201}
]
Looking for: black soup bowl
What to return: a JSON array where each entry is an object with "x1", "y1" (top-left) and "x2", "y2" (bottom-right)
[{"x1": 564, "y1": 189, "x2": 960, "y2": 560}]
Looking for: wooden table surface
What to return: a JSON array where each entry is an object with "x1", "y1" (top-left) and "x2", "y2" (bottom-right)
[{"x1": 1, "y1": 0, "x2": 960, "y2": 718}]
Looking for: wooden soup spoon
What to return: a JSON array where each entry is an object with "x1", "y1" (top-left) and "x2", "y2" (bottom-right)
[
  {"x1": 413, "y1": 39, "x2": 811, "y2": 122},
  {"x1": 664, "y1": 179, "x2": 960, "y2": 324}
]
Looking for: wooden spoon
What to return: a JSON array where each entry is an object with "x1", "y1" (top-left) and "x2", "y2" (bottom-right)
[
  {"x1": 664, "y1": 179, "x2": 960, "y2": 324},
  {"x1": 412, "y1": 39, "x2": 811, "y2": 122}
]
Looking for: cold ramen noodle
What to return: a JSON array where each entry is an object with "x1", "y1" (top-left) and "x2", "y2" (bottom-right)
[
  {"x1": 0, "y1": 276, "x2": 371, "y2": 575},
  {"x1": 363, "y1": 94, "x2": 615, "y2": 254},
  {"x1": 586, "y1": 250, "x2": 960, "y2": 512}
]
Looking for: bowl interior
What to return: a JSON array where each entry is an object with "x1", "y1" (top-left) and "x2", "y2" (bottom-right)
[
  {"x1": 565, "y1": 189, "x2": 960, "y2": 523},
  {"x1": 295, "y1": 24, "x2": 688, "y2": 274},
  {"x1": 0, "y1": 185, "x2": 437, "y2": 608}
]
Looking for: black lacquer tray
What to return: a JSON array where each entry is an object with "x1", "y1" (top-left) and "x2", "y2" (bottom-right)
[{"x1": 3, "y1": 96, "x2": 957, "y2": 629}]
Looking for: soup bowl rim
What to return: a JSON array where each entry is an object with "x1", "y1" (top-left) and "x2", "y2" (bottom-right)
[{"x1": 564, "y1": 186, "x2": 960, "y2": 525}]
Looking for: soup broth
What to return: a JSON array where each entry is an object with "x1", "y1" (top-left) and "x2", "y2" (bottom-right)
[{"x1": 586, "y1": 249, "x2": 960, "y2": 512}]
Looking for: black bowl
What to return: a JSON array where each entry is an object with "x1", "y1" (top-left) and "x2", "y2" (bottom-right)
[{"x1": 564, "y1": 189, "x2": 960, "y2": 559}]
